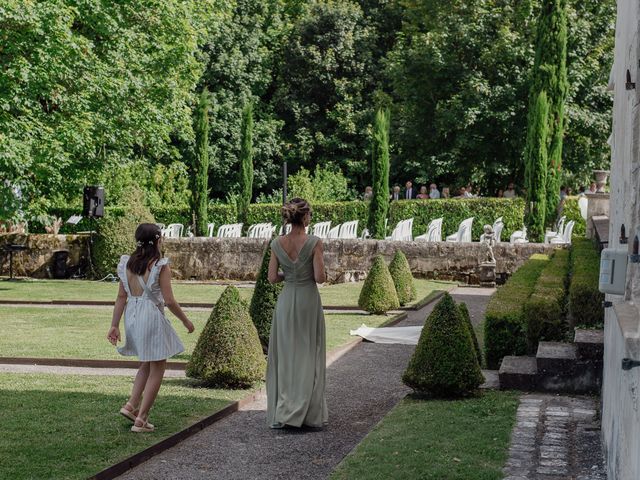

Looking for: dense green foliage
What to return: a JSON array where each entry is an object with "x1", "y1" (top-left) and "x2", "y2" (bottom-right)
[
  {"x1": 92, "y1": 188, "x2": 155, "y2": 278},
  {"x1": 249, "y1": 245, "x2": 283, "y2": 349},
  {"x1": 403, "y1": 294, "x2": 483, "y2": 397},
  {"x1": 187, "y1": 286, "x2": 266, "y2": 388},
  {"x1": 459, "y1": 302, "x2": 482, "y2": 367},
  {"x1": 259, "y1": 165, "x2": 352, "y2": 204},
  {"x1": 524, "y1": 249, "x2": 570, "y2": 353},
  {"x1": 524, "y1": 92, "x2": 550, "y2": 242},
  {"x1": 561, "y1": 197, "x2": 586, "y2": 237},
  {"x1": 388, "y1": 250, "x2": 416, "y2": 306},
  {"x1": 358, "y1": 255, "x2": 399, "y2": 314},
  {"x1": 237, "y1": 102, "x2": 254, "y2": 226},
  {"x1": 193, "y1": 89, "x2": 211, "y2": 236},
  {"x1": 569, "y1": 239, "x2": 604, "y2": 327},
  {"x1": 484, "y1": 254, "x2": 549, "y2": 369},
  {"x1": 368, "y1": 108, "x2": 391, "y2": 239}
]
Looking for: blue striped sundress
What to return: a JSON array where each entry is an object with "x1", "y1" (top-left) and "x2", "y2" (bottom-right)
[{"x1": 116, "y1": 256, "x2": 184, "y2": 361}]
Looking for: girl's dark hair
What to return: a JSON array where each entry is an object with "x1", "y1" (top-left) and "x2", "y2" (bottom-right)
[
  {"x1": 282, "y1": 197, "x2": 312, "y2": 227},
  {"x1": 127, "y1": 223, "x2": 162, "y2": 275}
]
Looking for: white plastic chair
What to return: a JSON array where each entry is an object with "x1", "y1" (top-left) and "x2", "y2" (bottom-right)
[
  {"x1": 446, "y1": 217, "x2": 474, "y2": 243},
  {"x1": 550, "y1": 220, "x2": 575, "y2": 245},
  {"x1": 386, "y1": 218, "x2": 414, "y2": 241},
  {"x1": 312, "y1": 221, "x2": 331, "y2": 239},
  {"x1": 217, "y1": 223, "x2": 243, "y2": 238},
  {"x1": 578, "y1": 196, "x2": 588, "y2": 220},
  {"x1": 247, "y1": 223, "x2": 273, "y2": 239},
  {"x1": 206, "y1": 223, "x2": 215, "y2": 237},
  {"x1": 155, "y1": 223, "x2": 166, "y2": 230},
  {"x1": 327, "y1": 225, "x2": 341, "y2": 239},
  {"x1": 339, "y1": 220, "x2": 359, "y2": 239},
  {"x1": 545, "y1": 216, "x2": 567, "y2": 244},
  {"x1": 165, "y1": 223, "x2": 184, "y2": 238},
  {"x1": 510, "y1": 226, "x2": 529, "y2": 244},
  {"x1": 416, "y1": 218, "x2": 443, "y2": 242},
  {"x1": 360, "y1": 228, "x2": 371, "y2": 239}
]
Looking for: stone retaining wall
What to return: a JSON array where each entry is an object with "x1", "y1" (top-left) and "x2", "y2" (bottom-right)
[{"x1": 0, "y1": 234, "x2": 558, "y2": 283}]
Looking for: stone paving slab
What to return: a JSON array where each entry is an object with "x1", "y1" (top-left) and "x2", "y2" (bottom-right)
[{"x1": 503, "y1": 393, "x2": 606, "y2": 480}]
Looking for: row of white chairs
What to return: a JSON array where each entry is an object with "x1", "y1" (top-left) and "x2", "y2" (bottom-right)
[{"x1": 544, "y1": 216, "x2": 575, "y2": 245}]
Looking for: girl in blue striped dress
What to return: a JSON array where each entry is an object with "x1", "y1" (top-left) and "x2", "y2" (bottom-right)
[{"x1": 107, "y1": 223, "x2": 195, "y2": 433}]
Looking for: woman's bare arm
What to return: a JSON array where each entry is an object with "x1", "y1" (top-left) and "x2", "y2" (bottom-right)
[
  {"x1": 268, "y1": 247, "x2": 284, "y2": 284},
  {"x1": 313, "y1": 240, "x2": 326, "y2": 284},
  {"x1": 159, "y1": 264, "x2": 194, "y2": 333}
]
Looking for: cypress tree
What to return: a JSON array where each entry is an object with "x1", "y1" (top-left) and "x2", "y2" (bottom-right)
[
  {"x1": 524, "y1": 92, "x2": 550, "y2": 242},
  {"x1": 524, "y1": 0, "x2": 569, "y2": 228},
  {"x1": 237, "y1": 101, "x2": 254, "y2": 226},
  {"x1": 368, "y1": 108, "x2": 390, "y2": 239},
  {"x1": 249, "y1": 245, "x2": 283, "y2": 350},
  {"x1": 193, "y1": 88, "x2": 210, "y2": 236}
]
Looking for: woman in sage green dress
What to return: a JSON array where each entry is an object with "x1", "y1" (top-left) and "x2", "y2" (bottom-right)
[{"x1": 266, "y1": 198, "x2": 328, "y2": 428}]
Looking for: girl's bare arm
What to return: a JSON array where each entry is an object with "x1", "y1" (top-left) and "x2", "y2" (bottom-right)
[
  {"x1": 107, "y1": 282, "x2": 127, "y2": 345},
  {"x1": 159, "y1": 264, "x2": 195, "y2": 333}
]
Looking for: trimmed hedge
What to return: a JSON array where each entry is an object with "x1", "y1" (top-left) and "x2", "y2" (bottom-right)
[
  {"x1": 524, "y1": 249, "x2": 570, "y2": 353},
  {"x1": 186, "y1": 286, "x2": 266, "y2": 388},
  {"x1": 569, "y1": 238, "x2": 604, "y2": 327},
  {"x1": 388, "y1": 250, "x2": 416, "y2": 306},
  {"x1": 249, "y1": 245, "x2": 283, "y2": 350},
  {"x1": 358, "y1": 255, "x2": 400, "y2": 314},
  {"x1": 561, "y1": 196, "x2": 586, "y2": 238},
  {"x1": 459, "y1": 302, "x2": 482, "y2": 367},
  {"x1": 388, "y1": 197, "x2": 525, "y2": 242},
  {"x1": 402, "y1": 293, "x2": 483, "y2": 398},
  {"x1": 484, "y1": 253, "x2": 549, "y2": 369}
]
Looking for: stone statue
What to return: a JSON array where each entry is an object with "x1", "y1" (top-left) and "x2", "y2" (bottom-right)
[{"x1": 482, "y1": 224, "x2": 496, "y2": 264}]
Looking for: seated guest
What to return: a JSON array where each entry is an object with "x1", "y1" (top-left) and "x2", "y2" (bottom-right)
[
  {"x1": 442, "y1": 187, "x2": 450, "y2": 199},
  {"x1": 577, "y1": 186, "x2": 586, "y2": 197},
  {"x1": 416, "y1": 185, "x2": 429, "y2": 199},
  {"x1": 559, "y1": 185, "x2": 567, "y2": 200},
  {"x1": 457, "y1": 186, "x2": 467, "y2": 198},
  {"x1": 566, "y1": 187, "x2": 573, "y2": 196},
  {"x1": 404, "y1": 180, "x2": 416, "y2": 200},
  {"x1": 503, "y1": 183, "x2": 517, "y2": 198},
  {"x1": 588, "y1": 182, "x2": 597, "y2": 194},
  {"x1": 429, "y1": 183, "x2": 440, "y2": 199},
  {"x1": 390, "y1": 185, "x2": 401, "y2": 201},
  {"x1": 497, "y1": 189, "x2": 504, "y2": 198},
  {"x1": 363, "y1": 186, "x2": 373, "y2": 201}
]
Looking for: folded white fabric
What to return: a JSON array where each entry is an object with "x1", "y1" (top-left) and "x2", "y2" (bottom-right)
[{"x1": 349, "y1": 324, "x2": 423, "y2": 345}]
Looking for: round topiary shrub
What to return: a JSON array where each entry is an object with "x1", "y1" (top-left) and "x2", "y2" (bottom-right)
[
  {"x1": 186, "y1": 286, "x2": 266, "y2": 388},
  {"x1": 358, "y1": 255, "x2": 400, "y2": 314},
  {"x1": 92, "y1": 186, "x2": 155, "y2": 278},
  {"x1": 402, "y1": 293, "x2": 483, "y2": 397},
  {"x1": 458, "y1": 301, "x2": 482, "y2": 367},
  {"x1": 388, "y1": 249, "x2": 417, "y2": 306},
  {"x1": 250, "y1": 245, "x2": 283, "y2": 350}
]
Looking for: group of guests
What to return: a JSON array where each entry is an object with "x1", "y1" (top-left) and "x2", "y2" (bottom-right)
[{"x1": 362, "y1": 181, "x2": 519, "y2": 201}]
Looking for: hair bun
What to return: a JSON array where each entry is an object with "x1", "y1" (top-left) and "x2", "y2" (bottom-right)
[{"x1": 281, "y1": 198, "x2": 311, "y2": 227}]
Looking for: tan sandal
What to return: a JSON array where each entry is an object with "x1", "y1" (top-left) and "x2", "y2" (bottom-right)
[
  {"x1": 119, "y1": 402, "x2": 138, "y2": 423},
  {"x1": 131, "y1": 417, "x2": 155, "y2": 433}
]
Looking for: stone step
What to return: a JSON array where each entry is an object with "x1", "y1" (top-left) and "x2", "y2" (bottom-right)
[
  {"x1": 574, "y1": 329, "x2": 604, "y2": 361},
  {"x1": 536, "y1": 341, "x2": 577, "y2": 375},
  {"x1": 498, "y1": 356, "x2": 538, "y2": 391}
]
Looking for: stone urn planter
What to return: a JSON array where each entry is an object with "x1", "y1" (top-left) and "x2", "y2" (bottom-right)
[{"x1": 593, "y1": 169, "x2": 610, "y2": 193}]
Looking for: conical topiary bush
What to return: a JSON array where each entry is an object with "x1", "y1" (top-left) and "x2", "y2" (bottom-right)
[
  {"x1": 358, "y1": 255, "x2": 400, "y2": 314},
  {"x1": 458, "y1": 301, "x2": 482, "y2": 367},
  {"x1": 187, "y1": 286, "x2": 266, "y2": 388},
  {"x1": 250, "y1": 245, "x2": 283, "y2": 350},
  {"x1": 388, "y1": 250, "x2": 417, "y2": 306},
  {"x1": 402, "y1": 293, "x2": 483, "y2": 397}
]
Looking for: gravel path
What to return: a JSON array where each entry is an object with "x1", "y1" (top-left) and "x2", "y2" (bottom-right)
[{"x1": 116, "y1": 287, "x2": 495, "y2": 480}]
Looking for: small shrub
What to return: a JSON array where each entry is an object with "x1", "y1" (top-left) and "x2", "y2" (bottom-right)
[
  {"x1": 186, "y1": 286, "x2": 266, "y2": 388},
  {"x1": 358, "y1": 255, "x2": 400, "y2": 314},
  {"x1": 388, "y1": 250, "x2": 416, "y2": 306},
  {"x1": 402, "y1": 293, "x2": 483, "y2": 397},
  {"x1": 92, "y1": 187, "x2": 154, "y2": 277},
  {"x1": 459, "y1": 302, "x2": 482, "y2": 367},
  {"x1": 569, "y1": 238, "x2": 604, "y2": 327},
  {"x1": 249, "y1": 246, "x2": 283, "y2": 350},
  {"x1": 484, "y1": 254, "x2": 549, "y2": 369}
]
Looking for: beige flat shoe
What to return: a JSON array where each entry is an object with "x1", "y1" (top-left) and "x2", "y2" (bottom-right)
[
  {"x1": 131, "y1": 417, "x2": 155, "y2": 433},
  {"x1": 119, "y1": 403, "x2": 138, "y2": 423}
]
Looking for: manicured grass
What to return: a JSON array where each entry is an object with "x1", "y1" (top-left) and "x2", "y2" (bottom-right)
[
  {"x1": 0, "y1": 373, "x2": 248, "y2": 480},
  {"x1": 331, "y1": 390, "x2": 519, "y2": 480},
  {"x1": 0, "y1": 306, "x2": 389, "y2": 360}
]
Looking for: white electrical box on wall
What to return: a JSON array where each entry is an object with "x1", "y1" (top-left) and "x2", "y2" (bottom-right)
[{"x1": 599, "y1": 248, "x2": 629, "y2": 295}]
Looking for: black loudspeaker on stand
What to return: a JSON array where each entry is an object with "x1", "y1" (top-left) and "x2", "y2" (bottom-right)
[{"x1": 83, "y1": 186, "x2": 104, "y2": 218}]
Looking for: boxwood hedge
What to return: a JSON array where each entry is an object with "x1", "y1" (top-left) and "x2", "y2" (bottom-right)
[{"x1": 568, "y1": 238, "x2": 604, "y2": 327}]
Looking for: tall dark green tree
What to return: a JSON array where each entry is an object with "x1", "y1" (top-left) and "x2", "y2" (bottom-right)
[
  {"x1": 524, "y1": 91, "x2": 550, "y2": 242},
  {"x1": 193, "y1": 88, "x2": 211, "y2": 236},
  {"x1": 238, "y1": 102, "x2": 254, "y2": 226},
  {"x1": 368, "y1": 108, "x2": 390, "y2": 239},
  {"x1": 526, "y1": 0, "x2": 568, "y2": 223}
]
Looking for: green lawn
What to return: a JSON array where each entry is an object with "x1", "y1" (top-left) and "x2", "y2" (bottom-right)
[
  {"x1": 0, "y1": 306, "x2": 389, "y2": 360},
  {"x1": 0, "y1": 373, "x2": 248, "y2": 480},
  {"x1": 331, "y1": 391, "x2": 519, "y2": 480},
  {"x1": 0, "y1": 278, "x2": 452, "y2": 308}
]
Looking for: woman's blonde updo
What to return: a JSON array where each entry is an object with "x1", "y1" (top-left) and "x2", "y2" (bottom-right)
[{"x1": 282, "y1": 197, "x2": 312, "y2": 227}]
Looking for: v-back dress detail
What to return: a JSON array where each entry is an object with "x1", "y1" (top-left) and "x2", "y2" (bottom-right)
[
  {"x1": 266, "y1": 235, "x2": 328, "y2": 428},
  {"x1": 116, "y1": 255, "x2": 184, "y2": 362}
]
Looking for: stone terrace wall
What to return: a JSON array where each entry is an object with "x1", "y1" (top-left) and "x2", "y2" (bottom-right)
[
  {"x1": 162, "y1": 237, "x2": 557, "y2": 284},
  {"x1": 0, "y1": 234, "x2": 89, "y2": 278}
]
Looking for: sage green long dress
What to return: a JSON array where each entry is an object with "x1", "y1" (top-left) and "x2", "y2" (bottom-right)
[{"x1": 266, "y1": 235, "x2": 328, "y2": 428}]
